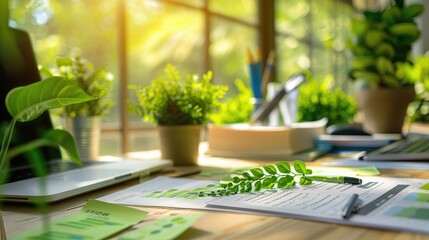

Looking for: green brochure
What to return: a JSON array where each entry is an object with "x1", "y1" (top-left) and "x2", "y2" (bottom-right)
[
  {"x1": 115, "y1": 213, "x2": 203, "y2": 240},
  {"x1": 11, "y1": 199, "x2": 148, "y2": 240}
]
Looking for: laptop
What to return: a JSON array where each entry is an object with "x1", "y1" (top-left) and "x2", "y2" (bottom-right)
[
  {"x1": 356, "y1": 135, "x2": 429, "y2": 161},
  {"x1": 0, "y1": 26, "x2": 172, "y2": 203}
]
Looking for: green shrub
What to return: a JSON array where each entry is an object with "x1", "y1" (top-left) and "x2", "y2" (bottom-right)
[
  {"x1": 209, "y1": 79, "x2": 253, "y2": 125},
  {"x1": 129, "y1": 64, "x2": 228, "y2": 125},
  {"x1": 297, "y1": 75, "x2": 358, "y2": 126}
]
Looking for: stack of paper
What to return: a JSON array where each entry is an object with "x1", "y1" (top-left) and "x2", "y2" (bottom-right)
[{"x1": 206, "y1": 119, "x2": 327, "y2": 159}]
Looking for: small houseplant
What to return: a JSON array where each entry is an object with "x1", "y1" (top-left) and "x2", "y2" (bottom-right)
[
  {"x1": 347, "y1": 0, "x2": 424, "y2": 133},
  {"x1": 407, "y1": 53, "x2": 429, "y2": 123},
  {"x1": 297, "y1": 75, "x2": 358, "y2": 127},
  {"x1": 129, "y1": 64, "x2": 227, "y2": 166},
  {"x1": 0, "y1": 76, "x2": 94, "y2": 238},
  {"x1": 209, "y1": 79, "x2": 253, "y2": 125},
  {"x1": 40, "y1": 54, "x2": 113, "y2": 159}
]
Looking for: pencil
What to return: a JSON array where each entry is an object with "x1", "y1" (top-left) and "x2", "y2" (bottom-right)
[
  {"x1": 246, "y1": 48, "x2": 255, "y2": 63},
  {"x1": 262, "y1": 50, "x2": 276, "y2": 98}
]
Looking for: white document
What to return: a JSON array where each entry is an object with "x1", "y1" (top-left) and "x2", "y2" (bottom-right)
[
  {"x1": 207, "y1": 177, "x2": 429, "y2": 234},
  {"x1": 98, "y1": 176, "x2": 220, "y2": 210},
  {"x1": 99, "y1": 176, "x2": 429, "y2": 234}
]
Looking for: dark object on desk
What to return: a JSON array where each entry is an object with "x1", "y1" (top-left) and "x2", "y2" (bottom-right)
[
  {"x1": 342, "y1": 193, "x2": 361, "y2": 219},
  {"x1": 327, "y1": 124, "x2": 370, "y2": 136},
  {"x1": 357, "y1": 135, "x2": 429, "y2": 161}
]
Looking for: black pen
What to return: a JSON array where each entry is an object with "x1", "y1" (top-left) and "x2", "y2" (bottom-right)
[{"x1": 342, "y1": 193, "x2": 361, "y2": 219}]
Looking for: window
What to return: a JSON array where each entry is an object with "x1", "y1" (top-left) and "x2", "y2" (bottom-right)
[{"x1": 9, "y1": 0, "x2": 352, "y2": 155}]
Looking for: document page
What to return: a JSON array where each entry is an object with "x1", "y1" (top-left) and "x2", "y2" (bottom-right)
[
  {"x1": 207, "y1": 177, "x2": 429, "y2": 234},
  {"x1": 99, "y1": 176, "x2": 429, "y2": 234}
]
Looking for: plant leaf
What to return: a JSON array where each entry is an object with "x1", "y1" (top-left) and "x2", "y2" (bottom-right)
[
  {"x1": 262, "y1": 177, "x2": 276, "y2": 189},
  {"x1": 249, "y1": 168, "x2": 264, "y2": 179},
  {"x1": 293, "y1": 160, "x2": 307, "y2": 174},
  {"x1": 6, "y1": 76, "x2": 95, "y2": 122},
  {"x1": 42, "y1": 129, "x2": 82, "y2": 166},
  {"x1": 263, "y1": 165, "x2": 277, "y2": 175},
  {"x1": 300, "y1": 176, "x2": 313, "y2": 185},
  {"x1": 276, "y1": 161, "x2": 291, "y2": 174},
  {"x1": 278, "y1": 176, "x2": 294, "y2": 188},
  {"x1": 254, "y1": 181, "x2": 262, "y2": 191}
]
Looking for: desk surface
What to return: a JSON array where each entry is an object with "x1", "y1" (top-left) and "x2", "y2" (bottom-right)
[{"x1": 4, "y1": 150, "x2": 429, "y2": 239}]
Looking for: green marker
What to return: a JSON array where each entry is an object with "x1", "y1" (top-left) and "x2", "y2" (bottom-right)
[{"x1": 311, "y1": 176, "x2": 362, "y2": 185}]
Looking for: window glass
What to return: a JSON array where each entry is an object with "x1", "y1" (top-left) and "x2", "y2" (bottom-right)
[
  {"x1": 210, "y1": 16, "x2": 258, "y2": 96},
  {"x1": 127, "y1": 0, "x2": 204, "y2": 83},
  {"x1": 209, "y1": 0, "x2": 257, "y2": 24},
  {"x1": 275, "y1": 36, "x2": 309, "y2": 81},
  {"x1": 275, "y1": 0, "x2": 310, "y2": 40}
]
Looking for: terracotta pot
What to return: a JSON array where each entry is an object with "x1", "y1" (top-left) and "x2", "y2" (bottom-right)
[
  {"x1": 64, "y1": 116, "x2": 101, "y2": 160},
  {"x1": 356, "y1": 87, "x2": 415, "y2": 134},
  {"x1": 158, "y1": 125, "x2": 201, "y2": 166}
]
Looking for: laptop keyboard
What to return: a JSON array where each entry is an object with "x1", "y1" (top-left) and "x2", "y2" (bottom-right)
[
  {"x1": 380, "y1": 137, "x2": 429, "y2": 155},
  {"x1": 6, "y1": 160, "x2": 100, "y2": 183}
]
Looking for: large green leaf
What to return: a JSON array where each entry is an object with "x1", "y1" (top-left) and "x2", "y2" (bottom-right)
[
  {"x1": 5, "y1": 76, "x2": 95, "y2": 122},
  {"x1": 42, "y1": 129, "x2": 82, "y2": 166}
]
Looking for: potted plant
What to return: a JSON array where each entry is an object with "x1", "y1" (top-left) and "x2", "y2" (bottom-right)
[
  {"x1": 297, "y1": 75, "x2": 358, "y2": 127},
  {"x1": 407, "y1": 54, "x2": 429, "y2": 122},
  {"x1": 0, "y1": 77, "x2": 94, "y2": 238},
  {"x1": 129, "y1": 64, "x2": 227, "y2": 166},
  {"x1": 348, "y1": 0, "x2": 424, "y2": 133},
  {"x1": 40, "y1": 54, "x2": 113, "y2": 159}
]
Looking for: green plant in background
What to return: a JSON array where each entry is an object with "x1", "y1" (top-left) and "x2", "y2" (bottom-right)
[
  {"x1": 39, "y1": 55, "x2": 113, "y2": 118},
  {"x1": 209, "y1": 79, "x2": 253, "y2": 125},
  {"x1": 0, "y1": 77, "x2": 95, "y2": 182},
  {"x1": 348, "y1": 0, "x2": 424, "y2": 89},
  {"x1": 199, "y1": 160, "x2": 313, "y2": 197},
  {"x1": 297, "y1": 75, "x2": 358, "y2": 126},
  {"x1": 129, "y1": 64, "x2": 228, "y2": 126},
  {"x1": 407, "y1": 53, "x2": 429, "y2": 123}
]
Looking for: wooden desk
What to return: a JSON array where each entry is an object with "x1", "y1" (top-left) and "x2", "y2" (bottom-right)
[{"x1": 3, "y1": 151, "x2": 429, "y2": 239}]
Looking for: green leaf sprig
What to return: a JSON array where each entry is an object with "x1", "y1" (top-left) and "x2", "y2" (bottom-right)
[{"x1": 199, "y1": 160, "x2": 313, "y2": 197}]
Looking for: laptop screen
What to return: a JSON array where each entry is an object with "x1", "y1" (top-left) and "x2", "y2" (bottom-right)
[{"x1": 0, "y1": 26, "x2": 62, "y2": 182}]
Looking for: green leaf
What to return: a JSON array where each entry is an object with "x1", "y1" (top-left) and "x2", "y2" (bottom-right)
[
  {"x1": 300, "y1": 176, "x2": 313, "y2": 185},
  {"x1": 249, "y1": 168, "x2": 264, "y2": 179},
  {"x1": 5, "y1": 76, "x2": 95, "y2": 122},
  {"x1": 285, "y1": 175, "x2": 295, "y2": 187},
  {"x1": 42, "y1": 129, "x2": 82, "y2": 166},
  {"x1": 231, "y1": 185, "x2": 239, "y2": 193},
  {"x1": 245, "y1": 181, "x2": 252, "y2": 192},
  {"x1": 401, "y1": 4, "x2": 424, "y2": 20},
  {"x1": 263, "y1": 165, "x2": 277, "y2": 175},
  {"x1": 262, "y1": 178, "x2": 274, "y2": 189},
  {"x1": 262, "y1": 176, "x2": 277, "y2": 189},
  {"x1": 232, "y1": 176, "x2": 241, "y2": 183},
  {"x1": 305, "y1": 169, "x2": 312, "y2": 175},
  {"x1": 242, "y1": 172, "x2": 251, "y2": 180},
  {"x1": 277, "y1": 177, "x2": 290, "y2": 188},
  {"x1": 293, "y1": 160, "x2": 307, "y2": 174},
  {"x1": 275, "y1": 161, "x2": 291, "y2": 174},
  {"x1": 254, "y1": 181, "x2": 262, "y2": 191}
]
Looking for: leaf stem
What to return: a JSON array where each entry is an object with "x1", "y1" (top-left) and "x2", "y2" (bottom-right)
[{"x1": 0, "y1": 118, "x2": 17, "y2": 175}]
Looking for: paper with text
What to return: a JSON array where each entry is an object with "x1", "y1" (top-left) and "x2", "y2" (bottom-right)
[
  {"x1": 208, "y1": 177, "x2": 429, "y2": 234},
  {"x1": 11, "y1": 199, "x2": 148, "y2": 240},
  {"x1": 99, "y1": 176, "x2": 429, "y2": 234}
]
